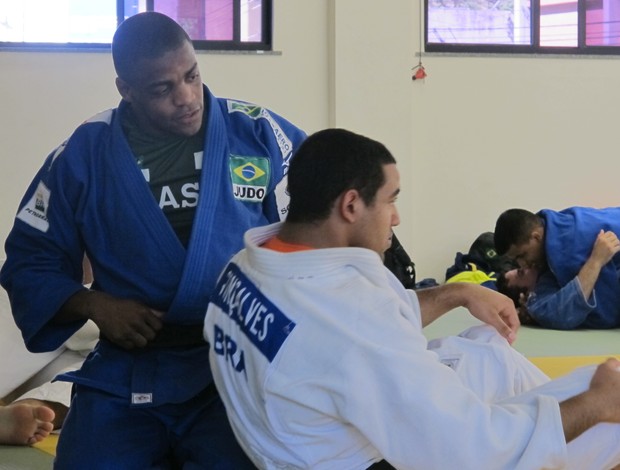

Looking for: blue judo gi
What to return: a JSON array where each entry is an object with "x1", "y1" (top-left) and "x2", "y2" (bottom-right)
[
  {"x1": 526, "y1": 207, "x2": 620, "y2": 329},
  {"x1": 0, "y1": 86, "x2": 306, "y2": 468}
]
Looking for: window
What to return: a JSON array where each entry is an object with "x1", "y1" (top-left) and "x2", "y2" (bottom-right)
[
  {"x1": 425, "y1": 0, "x2": 620, "y2": 54},
  {"x1": 0, "y1": 0, "x2": 272, "y2": 51}
]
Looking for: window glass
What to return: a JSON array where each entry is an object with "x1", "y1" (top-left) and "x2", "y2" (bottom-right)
[
  {"x1": 0, "y1": 0, "x2": 116, "y2": 43},
  {"x1": 586, "y1": 0, "x2": 620, "y2": 46},
  {"x1": 540, "y1": 0, "x2": 577, "y2": 47},
  {"x1": 241, "y1": 0, "x2": 262, "y2": 42},
  {"x1": 427, "y1": 0, "x2": 531, "y2": 46},
  {"x1": 426, "y1": 0, "x2": 620, "y2": 54},
  {"x1": 151, "y1": 0, "x2": 232, "y2": 41},
  {"x1": 204, "y1": 0, "x2": 234, "y2": 41},
  {"x1": 0, "y1": 0, "x2": 270, "y2": 50}
]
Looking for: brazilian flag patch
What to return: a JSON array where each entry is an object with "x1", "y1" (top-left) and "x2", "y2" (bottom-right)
[
  {"x1": 230, "y1": 155, "x2": 270, "y2": 202},
  {"x1": 228, "y1": 101, "x2": 264, "y2": 119}
]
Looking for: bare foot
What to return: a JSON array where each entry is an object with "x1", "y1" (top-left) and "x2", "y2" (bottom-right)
[{"x1": 0, "y1": 400, "x2": 56, "y2": 445}]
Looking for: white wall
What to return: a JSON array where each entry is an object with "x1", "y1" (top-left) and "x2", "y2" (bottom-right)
[
  {"x1": 329, "y1": 0, "x2": 416, "y2": 260},
  {"x1": 408, "y1": 53, "x2": 620, "y2": 281},
  {"x1": 2, "y1": 0, "x2": 620, "y2": 282}
]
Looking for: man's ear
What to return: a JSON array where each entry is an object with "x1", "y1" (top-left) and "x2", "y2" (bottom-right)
[
  {"x1": 531, "y1": 227, "x2": 544, "y2": 243},
  {"x1": 115, "y1": 77, "x2": 132, "y2": 103},
  {"x1": 338, "y1": 189, "x2": 362, "y2": 224}
]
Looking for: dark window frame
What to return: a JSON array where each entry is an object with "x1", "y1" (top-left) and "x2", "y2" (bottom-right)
[
  {"x1": 424, "y1": 0, "x2": 620, "y2": 56},
  {"x1": 0, "y1": 0, "x2": 272, "y2": 52}
]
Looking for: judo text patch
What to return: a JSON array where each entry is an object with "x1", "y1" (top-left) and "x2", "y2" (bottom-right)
[{"x1": 229, "y1": 155, "x2": 270, "y2": 202}]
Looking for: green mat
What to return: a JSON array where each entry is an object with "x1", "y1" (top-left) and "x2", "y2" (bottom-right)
[
  {"x1": 0, "y1": 445, "x2": 53, "y2": 469},
  {"x1": 423, "y1": 307, "x2": 620, "y2": 357}
]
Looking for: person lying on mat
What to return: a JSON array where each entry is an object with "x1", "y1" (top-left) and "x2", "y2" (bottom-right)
[
  {"x1": 0, "y1": 393, "x2": 63, "y2": 446},
  {"x1": 497, "y1": 229, "x2": 619, "y2": 327},
  {"x1": 0, "y1": 319, "x2": 98, "y2": 446},
  {"x1": 494, "y1": 208, "x2": 620, "y2": 329},
  {"x1": 0, "y1": 257, "x2": 96, "y2": 446},
  {"x1": 494, "y1": 265, "x2": 540, "y2": 325},
  {"x1": 204, "y1": 128, "x2": 620, "y2": 470}
]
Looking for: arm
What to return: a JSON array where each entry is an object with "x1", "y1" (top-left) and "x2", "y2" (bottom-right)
[
  {"x1": 0, "y1": 149, "x2": 90, "y2": 352},
  {"x1": 576, "y1": 229, "x2": 620, "y2": 299},
  {"x1": 1, "y1": 132, "x2": 166, "y2": 352},
  {"x1": 527, "y1": 276, "x2": 594, "y2": 329},
  {"x1": 526, "y1": 230, "x2": 620, "y2": 329},
  {"x1": 417, "y1": 283, "x2": 518, "y2": 344}
]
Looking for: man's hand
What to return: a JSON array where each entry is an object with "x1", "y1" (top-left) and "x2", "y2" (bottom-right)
[
  {"x1": 58, "y1": 290, "x2": 164, "y2": 349},
  {"x1": 576, "y1": 230, "x2": 620, "y2": 300},
  {"x1": 418, "y1": 283, "x2": 519, "y2": 344},
  {"x1": 461, "y1": 285, "x2": 520, "y2": 345},
  {"x1": 590, "y1": 230, "x2": 620, "y2": 268}
]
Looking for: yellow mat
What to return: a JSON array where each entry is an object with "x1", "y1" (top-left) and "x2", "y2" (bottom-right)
[
  {"x1": 529, "y1": 354, "x2": 620, "y2": 379},
  {"x1": 33, "y1": 433, "x2": 58, "y2": 456}
]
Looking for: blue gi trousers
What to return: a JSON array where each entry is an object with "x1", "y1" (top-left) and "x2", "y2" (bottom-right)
[{"x1": 54, "y1": 383, "x2": 256, "y2": 469}]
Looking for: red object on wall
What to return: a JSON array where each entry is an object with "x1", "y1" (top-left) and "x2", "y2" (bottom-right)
[{"x1": 412, "y1": 65, "x2": 427, "y2": 80}]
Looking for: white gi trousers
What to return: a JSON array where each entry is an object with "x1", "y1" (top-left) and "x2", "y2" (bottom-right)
[{"x1": 429, "y1": 325, "x2": 620, "y2": 470}]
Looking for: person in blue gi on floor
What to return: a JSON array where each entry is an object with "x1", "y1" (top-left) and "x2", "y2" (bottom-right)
[
  {"x1": 0, "y1": 11, "x2": 305, "y2": 469},
  {"x1": 494, "y1": 207, "x2": 620, "y2": 329}
]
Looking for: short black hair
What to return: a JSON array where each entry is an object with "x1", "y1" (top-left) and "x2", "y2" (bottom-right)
[
  {"x1": 286, "y1": 128, "x2": 397, "y2": 224},
  {"x1": 494, "y1": 208, "x2": 542, "y2": 255},
  {"x1": 496, "y1": 271, "x2": 539, "y2": 326},
  {"x1": 112, "y1": 12, "x2": 191, "y2": 84},
  {"x1": 495, "y1": 271, "x2": 524, "y2": 308}
]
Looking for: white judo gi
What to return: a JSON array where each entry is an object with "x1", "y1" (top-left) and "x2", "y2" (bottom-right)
[{"x1": 205, "y1": 222, "x2": 620, "y2": 470}]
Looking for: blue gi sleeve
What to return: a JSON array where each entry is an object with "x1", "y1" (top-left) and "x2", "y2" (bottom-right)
[
  {"x1": 526, "y1": 272, "x2": 596, "y2": 330},
  {"x1": 1, "y1": 142, "x2": 90, "y2": 352}
]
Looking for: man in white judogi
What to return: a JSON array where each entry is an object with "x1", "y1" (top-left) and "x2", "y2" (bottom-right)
[{"x1": 205, "y1": 128, "x2": 620, "y2": 470}]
